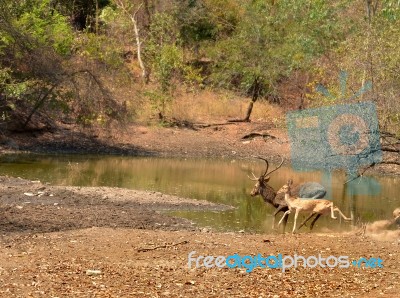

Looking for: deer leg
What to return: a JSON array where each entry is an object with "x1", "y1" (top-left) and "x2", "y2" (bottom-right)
[
  {"x1": 330, "y1": 204, "x2": 338, "y2": 219},
  {"x1": 297, "y1": 212, "x2": 316, "y2": 231},
  {"x1": 281, "y1": 212, "x2": 289, "y2": 233},
  {"x1": 272, "y1": 206, "x2": 286, "y2": 229},
  {"x1": 333, "y1": 207, "x2": 352, "y2": 221},
  {"x1": 310, "y1": 214, "x2": 321, "y2": 230},
  {"x1": 292, "y1": 209, "x2": 300, "y2": 233},
  {"x1": 278, "y1": 210, "x2": 290, "y2": 226}
]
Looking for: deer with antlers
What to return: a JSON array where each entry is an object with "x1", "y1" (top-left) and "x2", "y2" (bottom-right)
[
  {"x1": 249, "y1": 156, "x2": 327, "y2": 232},
  {"x1": 277, "y1": 179, "x2": 352, "y2": 233}
]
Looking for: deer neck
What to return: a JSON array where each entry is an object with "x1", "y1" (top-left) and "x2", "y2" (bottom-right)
[
  {"x1": 284, "y1": 192, "x2": 296, "y2": 206},
  {"x1": 260, "y1": 184, "x2": 277, "y2": 206}
]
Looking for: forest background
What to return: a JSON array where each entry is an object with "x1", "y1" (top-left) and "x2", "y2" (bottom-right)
[{"x1": 0, "y1": 0, "x2": 399, "y2": 139}]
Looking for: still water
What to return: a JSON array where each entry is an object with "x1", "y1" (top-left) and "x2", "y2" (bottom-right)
[{"x1": 0, "y1": 154, "x2": 399, "y2": 233}]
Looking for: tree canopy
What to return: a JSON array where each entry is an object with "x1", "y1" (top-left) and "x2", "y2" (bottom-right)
[{"x1": 0, "y1": 0, "x2": 399, "y2": 133}]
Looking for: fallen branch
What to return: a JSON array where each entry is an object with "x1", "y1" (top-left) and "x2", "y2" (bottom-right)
[
  {"x1": 344, "y1": 159, "x2": 400, "y2": 185},
  {"x1": 381, "y1": 147, "x2": 400, "y2": 153},
  {"x1": 137, "y1": 240, "x2": 189, "y2": 252},
  {"x1": 241, "y1": 132, "x2": 276, "y2": 140},
  {"x1": 344, "y1": 162, "x2": 376, "y2": 185},
  {"x1": 379, "y1": 160, "x2": 400, "y2": 166},
  {"x1": 194, "y1": 122, "x2": 237, "y2": 128},
  {"x1": 227, "y1": 118, "x2": 250, "y2": 123}
]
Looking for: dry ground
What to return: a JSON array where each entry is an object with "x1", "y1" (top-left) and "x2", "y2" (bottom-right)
[
  {"x1": 0, "y1": 176, "x2": 399, "y2": 297},
  {"x1": 0, "y1": 228, "x2": 399, "y2": 297},
  {"x1": 0, "y1": 108, "x2": 399, "y2": 297}
]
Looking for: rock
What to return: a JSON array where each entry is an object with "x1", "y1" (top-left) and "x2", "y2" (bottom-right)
[{"x1": 86, "y1": 270, "x2": 102, "y2": 276}]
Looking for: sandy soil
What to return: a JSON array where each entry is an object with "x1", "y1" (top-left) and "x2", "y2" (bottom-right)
[
  {"x1": 0, "y1": 123, "x2": 399, "y2": 297},
  {"x1": 0, "y1": 228, "x2": 399, "y2": 297},
  {"x1": 0, "y1": 176, "x2": 399, "y2": 297}
]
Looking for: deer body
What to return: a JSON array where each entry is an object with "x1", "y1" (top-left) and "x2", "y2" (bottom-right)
[
  {"x1": 393, "y1": 208, "x2": 400, "y2": 228},
  {"x1": 278, "y1": 180, "x2": 352, "y2": 233},
  {"x1": 249, "y1": 157, "x2": 326, "y2": 231},
  {"x1": 393, "y1": 208, "x2": 400, "y2": 220}
]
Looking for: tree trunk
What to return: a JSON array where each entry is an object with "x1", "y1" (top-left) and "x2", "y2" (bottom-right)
[
  {"x1": 130, "y1": 7, "x2": 149, "y2": 84},
  {"x1": 95, "y1": 0, "x2": 99, "y2": 34},
  {"x1": 243, "y1": 77, "x2": 261, "y2": 122},
  {"x1": 243, "y1": 101, "x2": 254, "y2": 122},
  {"x1": 143, "y1": 0, "x2": 152, "y2": 29},
  {"x1": 116, "y1": 1, "x2": 149, "y2": 84},
  {"x1": 364, "y1": 0, "x2": 378, "y2": 99},
  {"x1": 23, "y1": 84, "x2": 58, "y2": 128}
]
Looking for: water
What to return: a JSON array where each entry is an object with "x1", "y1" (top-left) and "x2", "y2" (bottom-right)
[{"x1": 0, "y1": 154, "x2": 399, "y2": 233}]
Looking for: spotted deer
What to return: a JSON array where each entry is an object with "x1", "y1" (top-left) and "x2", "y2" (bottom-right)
[
  {"x1": 278, "y1": 179, "x2": 352, "y2": 233},
  {"x1": 249, "y1": 156, "x2": 327, "y2": 232}
]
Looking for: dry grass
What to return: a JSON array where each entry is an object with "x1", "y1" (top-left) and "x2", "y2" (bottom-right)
[{"x1": 136, "y1": 88, "x2": 285, "y2": 125}]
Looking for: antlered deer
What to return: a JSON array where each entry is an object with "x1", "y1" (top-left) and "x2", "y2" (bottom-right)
[{"x1": 249, "y1": 156, "x2": 327, "y2": 232}]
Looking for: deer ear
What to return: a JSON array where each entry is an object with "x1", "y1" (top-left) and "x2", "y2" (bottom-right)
[
  {"x1": 264, "y1": 176, "x2": 270, "y2": 182},
  {"x1": 287, "y1": 179, "x2": 293, "y2": 186}
]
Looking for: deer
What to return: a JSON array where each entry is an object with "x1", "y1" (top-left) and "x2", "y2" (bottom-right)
[
  {"x1": 248, "y1": 156, "x2": 327, "y2": 232},
  {"x1": 393, "y1": 208, "x2": 400, "y2": 228},
  {"x1": 277, "y1": 179, "x2": 352, "y2": 233},
  {"x1": 393, "y1": 208, "x2": 400, "y2": 220}
]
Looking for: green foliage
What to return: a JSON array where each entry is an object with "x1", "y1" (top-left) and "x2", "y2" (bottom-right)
[
  {"x1": 334, "y1": 0, "x2": 400, "y2": 133},
  {"x1": 144, "y1": 89, "x2": 171, "y2": 120},
  {"x1": 76, "y1": 32, "x2": 124, "y2": 67},
  {"x1": 207, "y1": 0, "x2": 345, "y2": 99},
  {"x1": 0, "y1": 0, "x2": 129, "y2": 130},
  {"x1": 177, "y1": 0, "x2": 222, "y2": 46},
  {"x1": 99, "y1": 5, "x2": 119, "y2": 24},
  {"x1": 0, "y1": 67, "x2": 35, "y2": 102},
  {"x1": 0, "y1": 0, "x2": 399, "y2": 133},
  {"x1": 153, "y1": 44, "x2": 184, "y2": 92},
  {"x1": 15, "y1": 0, "x2": 74, "y2": 55},
  {"x1": 145, "y1": 11, "x2": 202, "y2": 117},
  {"x1": 381, "y1": 0, "x2": 400, "y2": 21}
]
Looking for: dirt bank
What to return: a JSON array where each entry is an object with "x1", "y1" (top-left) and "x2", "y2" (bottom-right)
[
  {"x1": 2, "y1": 122, "x2": 399, "y2": 175},
  {"x1": 0, "y1": 176, "x2": 233, "y2": 234},
  {"x1": 0, "y1": 122, "x2": 290, "y2": 160},
  {"x1": 0, "y1": 176, "x2": 399, "y2": 297}
]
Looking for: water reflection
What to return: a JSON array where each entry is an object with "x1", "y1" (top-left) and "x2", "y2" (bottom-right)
[{"x1": 0, "y1": 154, "x2": 399, "y2": 233}]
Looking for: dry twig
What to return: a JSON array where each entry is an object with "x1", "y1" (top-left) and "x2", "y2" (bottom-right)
[{"x1": 137, "y1": 240, "x2": 189, "y2": 252}]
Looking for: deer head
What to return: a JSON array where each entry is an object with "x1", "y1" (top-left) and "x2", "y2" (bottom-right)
[
  {"x1": 277, "y1": 179, "x2": 293, "y2": 195},
  {"x1": 249, "y1": 156, "x2": 284, "y2": 197}
]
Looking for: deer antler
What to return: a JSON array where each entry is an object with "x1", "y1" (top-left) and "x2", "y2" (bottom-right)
[
  {"x1": 252, "y1": 155, "x2": 284, "y2": 177},
  {"x1": 247, "y1": 172, "x2": 259, "y2": 181},
  {"x1": 252, "y1": 155, "x2": 269, "y2": 177},
  {"x1": 266, "y1": 155, "x2": 284, "y2": 176}
]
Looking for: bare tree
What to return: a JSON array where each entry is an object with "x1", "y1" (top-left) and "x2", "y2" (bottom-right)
[{"x1": 115, "y1": 0, "x2": 149, "y2": 84}]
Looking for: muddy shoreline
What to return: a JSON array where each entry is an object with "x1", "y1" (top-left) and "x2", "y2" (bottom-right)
[
  {"x1": 0, "y1": 124, "x2": 399, "y2": 297},
  {"x1": 1, "y1": 122, "x2": 399, "y2": 176},
  {"x1": 0, "y1": 176, "x2": 234, "y2": 235}
]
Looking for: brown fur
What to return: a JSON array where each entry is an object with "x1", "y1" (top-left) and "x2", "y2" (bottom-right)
[
  {"x1": 393, "y1": 207, "x2": 400, "y2": 219},
  {"x1": 277, "y1": 180, "x2": 352, "y2": 233},
  {"x1": 250, "y1": 176, "x2": 321, "y2": 231}
]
